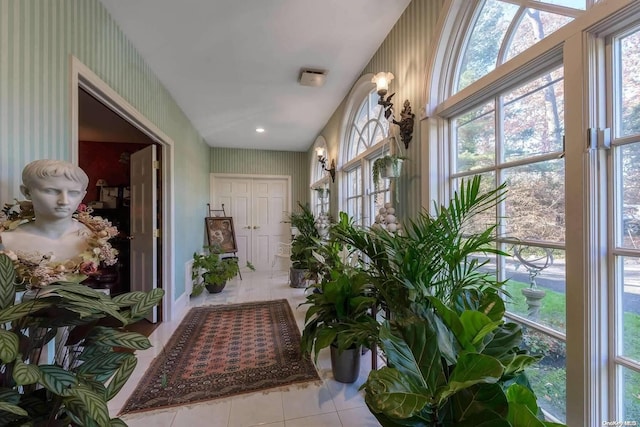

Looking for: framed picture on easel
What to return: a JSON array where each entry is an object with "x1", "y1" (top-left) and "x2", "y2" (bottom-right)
[{"x1": 205, "y1": 217, "x2": 238, "y2": 253}]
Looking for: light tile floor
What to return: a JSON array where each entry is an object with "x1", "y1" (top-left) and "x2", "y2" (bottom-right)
[{"x1": 109, "y1": 270, "x2": 382, "y2": 427}]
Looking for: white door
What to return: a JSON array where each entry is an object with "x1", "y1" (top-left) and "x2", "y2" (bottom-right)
[
  {"x1": 213, "y1": 177, "x2": 290, "y2": 271},
  {"x1": 130, "y1": 145, "x2": 158, "y2": 322}
]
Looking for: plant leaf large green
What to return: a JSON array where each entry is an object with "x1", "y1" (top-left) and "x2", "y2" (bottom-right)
[
  {"x1": 0, "y1": 254, "x2": 16, "y2": 310},
  {"x1": 0, "y1": 401, "x2": 28, "y2": 417},
  {"x1": 87, "y1": 327, "x2": 152, "y2": 350},
  {"x1": 12, "y1": 356, "x2": 41, "y2": 386},
  {"x1": 39, "y1": 364, "x2": 78, "y2": 396},
  {"x1": 450, "y1": 383, "x2": 509, "y2": 426},
  {"x1": 438, "y1": 353, "x2": 504, "y2": 404},
  {"x1": 0, "y1": 299, "x2": 52, "y2": 322},
  {"x1": 363, "y1": 367, "x2": 431, "y2": 420},
  {"x1": 131, "y1": 287, "x2": 164, "y2": 319},
  {"x1": 105, "y1": 353, "x2": 137, "y2": 401},
  {"x1": 0, "y1": 329, "x2": 19, "y2": 363},
  {"x1": 66, "y1": 384, "x2": 111, "y2": 427}
]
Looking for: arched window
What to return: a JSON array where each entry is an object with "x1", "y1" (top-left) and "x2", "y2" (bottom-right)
[
  {"x1": 427, "y1": 1, "x2": 626, "y2": 424},
  {"x1": 340, "y1": 75, "x2": 393, "y2": 226},
  {"x1": 456, "y1": 0, "x2": 579, "y2": 93}
]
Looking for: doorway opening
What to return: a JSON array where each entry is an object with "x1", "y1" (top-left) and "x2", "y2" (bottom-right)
[{"x1": 71, "y1": 56, "x2": 176, "y2": 323}]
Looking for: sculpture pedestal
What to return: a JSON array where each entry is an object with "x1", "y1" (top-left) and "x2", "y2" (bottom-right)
[{"x1": 521, "y1": 288, "x2": 546, "y2": 320}]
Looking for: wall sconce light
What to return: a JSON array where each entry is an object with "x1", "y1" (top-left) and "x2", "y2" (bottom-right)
[
  {"x1": 372, "y1": 71, "x2": 416, "y2": 150},
  {"x1": 315, "y1": 147, "x2": 336, "y2": 183}
]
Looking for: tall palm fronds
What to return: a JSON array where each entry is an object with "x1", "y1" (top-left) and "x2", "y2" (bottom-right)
[{"x1": 333, "y1": 175, "x2": 508, "y2": 319}]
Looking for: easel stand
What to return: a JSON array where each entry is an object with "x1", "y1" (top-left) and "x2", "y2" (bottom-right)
[{"x1": 207, "y1": 203, "x2": 242, "y2": 280}]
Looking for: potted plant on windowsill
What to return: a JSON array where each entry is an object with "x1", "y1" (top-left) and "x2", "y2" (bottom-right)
[{"x1": 191, "y1": 244, "x2": 240, "y2": 295}]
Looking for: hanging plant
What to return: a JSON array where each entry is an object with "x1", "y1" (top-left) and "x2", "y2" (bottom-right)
[
  {"x1": 372, "y1": 136, "x2": 405, "y2": 193},
  {"x1": 372, "y1": 155, "x2": 404, "y2": 193}
]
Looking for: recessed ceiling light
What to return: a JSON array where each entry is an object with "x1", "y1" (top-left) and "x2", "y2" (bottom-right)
[{"x1": 256, "y1": 127, "x2": 265, "y2": 133}]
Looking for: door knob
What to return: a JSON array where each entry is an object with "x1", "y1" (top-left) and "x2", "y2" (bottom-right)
[{"x1": 253, "y1": 226, "x2": 260, "y2": 229}]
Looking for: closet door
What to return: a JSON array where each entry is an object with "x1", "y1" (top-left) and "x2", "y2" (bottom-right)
[{"x1": 212, "y1": 176, "x2": 289, "y2": 271}]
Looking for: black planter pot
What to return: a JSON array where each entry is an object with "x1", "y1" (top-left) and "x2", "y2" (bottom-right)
[
  {"x1": 205, "y1": 281, "x2": 226, "y2": 293},
  {"x1": 330, "y1": 343, "x2": 361, "y2": 383}
]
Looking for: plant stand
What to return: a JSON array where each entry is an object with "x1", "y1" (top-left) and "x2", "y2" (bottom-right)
[{"x1": 521, "y1": 287, "x2": 546, "y2": 320}]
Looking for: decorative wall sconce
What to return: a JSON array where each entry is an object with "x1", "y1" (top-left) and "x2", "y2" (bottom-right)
[
  {"x1": 372, "y1": 72, "x2": 416, "y2": 150},
  {"x1": 315, "y1": 147, "x2": 336, "y2": 183}
]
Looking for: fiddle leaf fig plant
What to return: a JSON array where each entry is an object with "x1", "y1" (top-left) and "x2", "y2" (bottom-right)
[
  {"x1": 0, "y1": 253, "x2": 164, "y2": 426},
  {"x1": 362, "y1": 292, "x2": 554, "y2": 427}
]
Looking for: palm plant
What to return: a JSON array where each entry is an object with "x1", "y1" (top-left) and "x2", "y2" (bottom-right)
[{"x1": 331, "y1": 176, "x2": 562, "y2": 426}]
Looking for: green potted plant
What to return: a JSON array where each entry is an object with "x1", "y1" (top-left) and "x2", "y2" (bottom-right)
[
  {"x1": 191, "y1": 244, "x2": 240, "y2": 295},
  {"x1": 372, "y1": 155, "x2": 404, "y2": 193},
  {"x1": 299, "y1": 264, "x2": 378, "y2": 383},
  {"x1": 288, "y1": 202, "x2": 321, "y2": 288},
  {"x1": 0, "y1": 253, "x2": 164, "y2": 426},
  {"x1": 332, "y1": 176, "x2": 564, "y2": 426}
]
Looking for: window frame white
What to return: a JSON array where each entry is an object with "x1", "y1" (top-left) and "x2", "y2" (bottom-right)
[{"x1": 426, "y1": 0, "x2": 640, "y2": 424}]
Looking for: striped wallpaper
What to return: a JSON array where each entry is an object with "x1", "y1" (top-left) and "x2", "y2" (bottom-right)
[
  {"x1": 0, "y1": 0, "x2": 211, "y2": 298},
  {"x1": 316, "y1": 0, "x2": 444, "y2": 219},
  {"x1": 210, "y1": 147, "x2": 310, "y2": 208}
]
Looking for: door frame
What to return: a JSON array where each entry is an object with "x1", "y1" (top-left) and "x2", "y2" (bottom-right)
[
  {"x1": 69, "y1": 56, "x2": 177, "y2": 322},
  {"x1": 210, "y1": 173, "x2": 292, "y2": 268}
]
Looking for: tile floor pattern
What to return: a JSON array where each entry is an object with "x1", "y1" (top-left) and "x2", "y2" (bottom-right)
[{"x1": 109, "y1": 270, "x2": 382, "y2": 427}]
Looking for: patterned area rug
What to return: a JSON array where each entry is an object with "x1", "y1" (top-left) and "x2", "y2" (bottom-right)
[{"x1": 119, "y1": 299, "x2": 319, "y2": 414}]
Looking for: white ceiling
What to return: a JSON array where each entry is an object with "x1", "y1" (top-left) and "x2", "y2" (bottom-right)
[{"x1": 98, "y1": 0, "x2": 411, "y2": 152}]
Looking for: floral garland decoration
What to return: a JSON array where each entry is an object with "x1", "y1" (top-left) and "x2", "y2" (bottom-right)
[{"x1": 0, "y1": 200, "x2": 119, "y2": 289}]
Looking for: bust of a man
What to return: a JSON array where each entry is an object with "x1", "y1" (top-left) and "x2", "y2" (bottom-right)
[{"x1": 0, "y1": 159, "x2": 90, "y2": 261}]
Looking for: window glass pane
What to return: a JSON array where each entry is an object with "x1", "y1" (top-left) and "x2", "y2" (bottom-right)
[
  {"x1": 347, "y1": 198, "x2": 362, "y2": 226},
  {"x1": 457, "y1": 0, "x2": 519, "y2": 92},
  {"x1": 534, "y1": 0, "x2": 585, "y2": 9},
  {"x1": 451, "y1": 172, "x2": 496, "y2": 235},
  {"x1": 454, "y1": 101, "x2": 495, "y2": 172},
  {"x1": 519, "y1": 324, "x2": 567, "y2": 422},
  {"x1": 618, "y1": 143, "x2": 640, "y2": 249},
  {"x1": 346, "y1": 168, "x2": 361, "y2": 198},
  {"x1": 617, "y1": 256, "x2": 640, "y2": 362},
  {"x1": 505, "y1": 247, "x2": 566, "y2": 333},
  {"x1": 503, "y1": 160, "x2": 565, "y2": 242},
  {"x1": 619, "y1": 29, "x2": 640, "y2": 138},
  {"x1": 347, "y1": 90, "x2": 389, "y2": 162},
  {"x1": 619, "y1": 366, "x2": 640, "y2": 422},
  {"x1": 506, "y1": 9, "x2": 573, "y2": 61},
  {"x1": 503, "y1": 67, "x2": 564, "y2": 162}
]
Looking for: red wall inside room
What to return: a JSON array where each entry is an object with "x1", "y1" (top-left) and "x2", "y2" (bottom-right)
[{"x1": 79, "y1": 141, "x2": 149, "y2": 203}]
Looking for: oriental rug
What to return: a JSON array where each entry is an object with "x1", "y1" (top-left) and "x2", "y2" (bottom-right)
[{"x1": 119, "y1": 299, "x2": 319, "y2": 414}]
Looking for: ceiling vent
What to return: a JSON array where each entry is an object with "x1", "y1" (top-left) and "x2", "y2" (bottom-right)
[{"x1": 299, "y1": 68, "x2": 327, "y2": 87}]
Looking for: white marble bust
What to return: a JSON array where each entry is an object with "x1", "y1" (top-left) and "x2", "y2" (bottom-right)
[{"x1": 0, "y1": 160, "x2": 91, "y2": 261}]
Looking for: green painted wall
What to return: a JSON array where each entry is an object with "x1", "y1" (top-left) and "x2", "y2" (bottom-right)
[
  {"x1": 210, "y1": 147, "x2": 310, "y2": 208},
  {"x1": 0, "y1": 0, "x2": 210, "y2": 300},
  {"x1": 316, "y1": 0, "x2": 444, "y2": 219}
]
